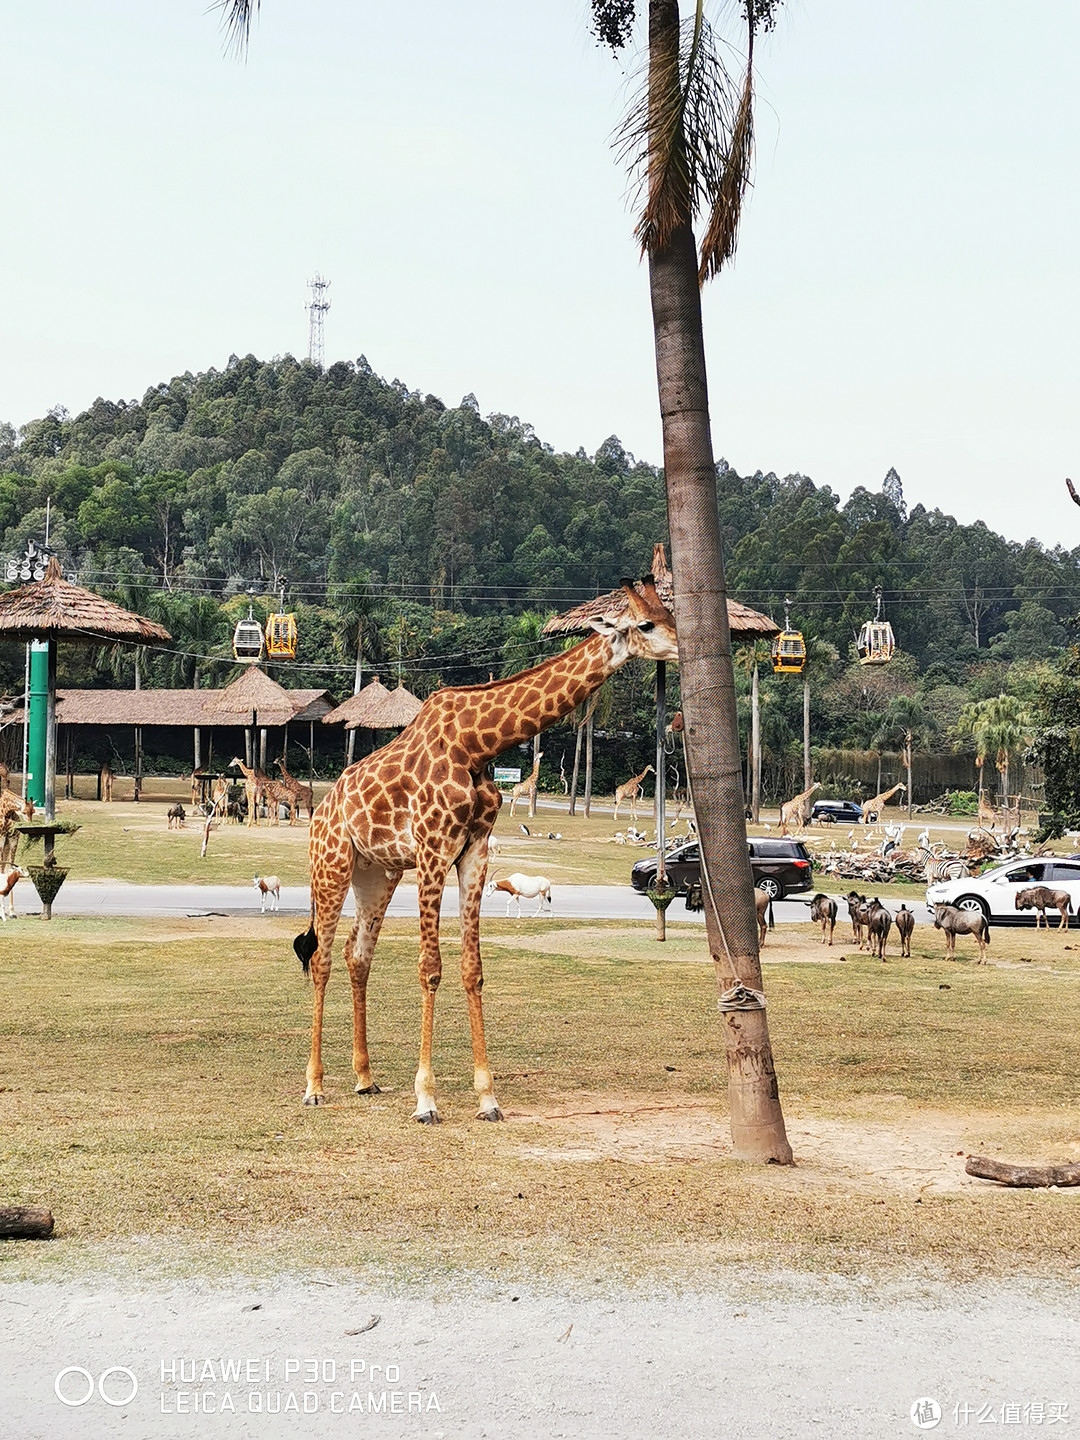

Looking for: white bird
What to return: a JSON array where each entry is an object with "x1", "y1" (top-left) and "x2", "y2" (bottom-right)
[
  {"x1": 763, "y1": 822, "x2": 771, "y2": 831},
  {"x1": 519, "y1": 824, "x2": 530, "y2": 836},
  {"x1": 918, "y1": 827, "x2": 931, "y2": 850}
]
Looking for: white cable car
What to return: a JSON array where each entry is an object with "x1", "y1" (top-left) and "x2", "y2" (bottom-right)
[
  {"x1": 857, "y1": 586, "x2": 896, "y2": 666},
  {"x1": 232, "y1": 605, "x2": 265, "y2": 663}
]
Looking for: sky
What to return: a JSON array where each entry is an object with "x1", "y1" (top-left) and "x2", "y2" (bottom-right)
[{"x1": 2, "y1": 0, "x2": 1078, "y2": 546}]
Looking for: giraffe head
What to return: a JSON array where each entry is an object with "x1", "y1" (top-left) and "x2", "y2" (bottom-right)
[{"x1": 588, "y1": 577, "x2": 678, "y2": 664}]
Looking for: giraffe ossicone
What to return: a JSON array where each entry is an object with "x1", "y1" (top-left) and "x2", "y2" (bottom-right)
[{"x1": 297, "y1": 577, "x2": 678, "y2": 1124}]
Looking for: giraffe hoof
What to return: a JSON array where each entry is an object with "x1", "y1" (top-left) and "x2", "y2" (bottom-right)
[
  {"x1": 476, "y1": 1106, "x2": 504, "y2": 1122},
  {"x1": 302, "y1": 1093, "x2": 325, "y2": 1107},
  {"x1": 412, "y1": 1109, "x2": 441, "y2": 1125},
  {"x1": 355, "y1": 1083, "x2": 381, "y2": 1095}
]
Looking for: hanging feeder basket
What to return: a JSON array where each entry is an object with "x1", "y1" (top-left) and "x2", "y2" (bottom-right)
[
  {"x1": 27, "y1": 864, "x2": 69, "y2": 912},
  {"x1": 646, "y1": 882, "x2": 678, "y2": 913}
]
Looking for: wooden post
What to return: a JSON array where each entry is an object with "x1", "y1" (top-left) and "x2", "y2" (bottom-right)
[
  {"x1": 309, "y1": 721, "x2": 315, "y2": 782},
  {"x1": 751, "y1": 662, "x2": 761, "y2": 824},
  {"x1": 530, "y1": 731, "x2": 540, "y2": 818},
  {"x1": 803, "y1": 671, "x2": 811, "y2": 793},
  {"x1": 133, "y1": 727, "x2": 142, "y2": 802},
  {"x1": 259, "y1": 728, "x2": 267, "y2": 771},
  {"x1": 584, "y1": 710, "x2": 594, "y2": 818},
  {"x1": 44, "y1": 639, "x2": 57, "y2": 819},
  {"x1": 568, "y1": 711, "x2": 584, "y2": 816},
  {"x1": 655, "y1": 660, "x2": 667, "y2": 941}
]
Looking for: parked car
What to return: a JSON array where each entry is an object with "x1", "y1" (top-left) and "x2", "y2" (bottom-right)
[
  {"x1": 631, "y1": 837, "x2": 814, "y2": 902},
  {"x1": 926, "y1": 857, "x2": 1080, "y2": 925},
  {"x1": 811, "y1": 799, "x2": 863, "y2": 824}
]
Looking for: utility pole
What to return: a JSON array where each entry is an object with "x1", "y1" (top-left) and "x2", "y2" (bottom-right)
[{"x1": 306, "y1": 274, "x2": 331, "y2": 367}]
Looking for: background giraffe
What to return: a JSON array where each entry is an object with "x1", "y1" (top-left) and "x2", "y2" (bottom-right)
[
  {"x1": 294, "y1": 579, "x2": 678, "y2": 1124},
  {"x1": 862, "y1": 781, "x2": 906, "y2": 823},
  {"x1": 613, "y1": 765, "x2": 654, "y2": 823},
  {"x1": 508, "y1": 750, "x2": 542, "y2": 818},
  {"x1": 276, "y1": 758, "x2": 315, "y2": 822},
  {"x1": 779, "y1": 782, "x2": 820, "y2": 835}
]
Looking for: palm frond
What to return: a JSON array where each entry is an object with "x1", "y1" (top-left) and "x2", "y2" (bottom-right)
[
  {"x1": 216, "y1": 0, "x2": 259, "y2": 57},
  {"x1": 615, "y1": 2, "x2": 767, "y2": 285}
]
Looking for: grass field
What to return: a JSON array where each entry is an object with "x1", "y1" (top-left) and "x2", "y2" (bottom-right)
[
  {"x1": 2, "y1": 913, "x2": 1078, "y2": 1286},
  {"x1": 21, "y1": 782, "x2": 1016, "y2": 895}
]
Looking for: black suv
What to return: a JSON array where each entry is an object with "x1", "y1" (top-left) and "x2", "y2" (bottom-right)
[
  {"x1": 810, "y1": 799, "x2": 863, "y2": 824},
  {"x1": 631, "y1": 837, "x2": 813, "y2": 901}
]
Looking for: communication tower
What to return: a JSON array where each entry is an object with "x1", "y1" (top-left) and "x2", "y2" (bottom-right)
[{"x1": 306, "y1": 273, "x2": 331, "y2": 366}]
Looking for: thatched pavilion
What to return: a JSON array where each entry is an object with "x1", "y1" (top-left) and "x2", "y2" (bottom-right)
[
  {"x1": 0, "y1": 556, "x2": 170, "y2": 815},
  {"x1": 323, "y1": 678, "x2": 423, "y2": 762}
]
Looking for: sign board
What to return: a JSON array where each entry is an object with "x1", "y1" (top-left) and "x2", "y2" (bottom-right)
[{"x1": 494, "y1": 767, "x2": 522, "y2": 785}]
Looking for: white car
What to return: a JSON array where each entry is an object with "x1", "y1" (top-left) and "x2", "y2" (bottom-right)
[{"x1": 926, "y1": 857, "x2": 1080, "y2": 926}]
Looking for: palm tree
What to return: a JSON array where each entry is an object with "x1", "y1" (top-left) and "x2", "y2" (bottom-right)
[
  {"x1": 955, "y1": 694, "x2": 1031, "y2": 813},
  {"x1": 334, "y1": 576, "x2": 384, "y2": 765},
  {"x1": 220, "y1": 0, "x2": 790, "y2": 1164},
  {"x1": 873, "y1": 695, "x2": 935, "y2": 817}
]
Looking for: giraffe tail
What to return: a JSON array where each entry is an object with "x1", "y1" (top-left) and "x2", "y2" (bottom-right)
[{"x1": 293, "y1": 900, "x2": 318, "y2": 975}]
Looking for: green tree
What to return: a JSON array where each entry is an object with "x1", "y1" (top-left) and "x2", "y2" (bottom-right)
[{"x1": 954, "y1": 693, "x2": 1031, "y2": 810}]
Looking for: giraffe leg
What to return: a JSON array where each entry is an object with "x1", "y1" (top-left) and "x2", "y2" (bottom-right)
[
  {"x1": 456, "y1": 837, "x2": 503, "y2": 1120},
  {"x1": 302, "y1": 815, "x2": 353, "y2": 1106},
  {"x1": 413, "y1": 854, "x2": 451, "y2": 1124},
  {"x1": 345, "y1": 864, "x2": 402, "y2": 1095}
]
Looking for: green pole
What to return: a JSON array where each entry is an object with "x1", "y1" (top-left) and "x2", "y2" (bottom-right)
[{"x1": 26, "y1": 641, "x2": 48, "y2": 809}]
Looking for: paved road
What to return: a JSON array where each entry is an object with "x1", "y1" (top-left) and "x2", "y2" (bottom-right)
[{"x1": 28, "y1": 882, "x2": 935, "y2": 927}]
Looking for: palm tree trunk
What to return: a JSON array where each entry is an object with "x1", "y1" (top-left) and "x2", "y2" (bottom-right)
[
  {"x1": 346, "y1": 626, "x2": 363, "y2": 767},
  {"x1": 751, "y1": 663, "x2": 761, "y2": 823},
  {"x1": 802, "y1": 672, "x2": 811, "y2": 792},
  {"x1": 645, "y1": 0, "x2": 790, "y2": 1165}
]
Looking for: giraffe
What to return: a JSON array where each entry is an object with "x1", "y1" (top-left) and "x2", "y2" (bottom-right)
[
  {"x1": 862, "y1": 781, "x2": 906, "y2": 824},
  {"x1": 228, "y1": 757, "x2": 297, "y2": 826},
  {"x1": 295, "y1": 578, "x2": 678, "y2": 1122},
  {"x1": 508, "y1": 750, "x2": 542, "y2": 818},
  {"x1": 0, "y1": 788, "x2": 33, "y2": 869},
  {"x1": 613, "y1": 765, "x2": 654, "y2": 823},
  {"x1": 276, "y1": 758, "x2": 315, "y2": 823},
  {"x1": 779, "y1": 782, "x2": 820, "y2": 835}
]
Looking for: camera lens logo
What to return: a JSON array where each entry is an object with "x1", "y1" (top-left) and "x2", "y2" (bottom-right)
[
  {"x1": 910, "y1": 1397, "x2": 942, "y2": 1429},
  {"x1": 54, "y1": 1367, "x2": 138, "y2": 1407}
]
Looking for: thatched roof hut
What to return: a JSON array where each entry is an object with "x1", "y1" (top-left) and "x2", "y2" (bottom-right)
[
  {"x1": 203, "y1": 666, "x2": 306, "y2": 727},
  {"x1": 323, "y1": 679, "x2": 422, "y2": 731},
  {"x1": 0, "y1": 557, "x2": 172, "y2": 645},
  {"x1": 541, "y1": 543, "x2": 778, "y2": 640}
]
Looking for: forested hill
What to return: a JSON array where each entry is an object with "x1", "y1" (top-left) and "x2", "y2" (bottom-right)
[{"x1": 2, "y1": 352, "x2": 1078, "y2": 687}]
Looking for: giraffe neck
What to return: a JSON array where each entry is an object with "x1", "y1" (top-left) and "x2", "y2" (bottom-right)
[{"x1": 454, "y1": 633, "x2": 623, "y2": 764}]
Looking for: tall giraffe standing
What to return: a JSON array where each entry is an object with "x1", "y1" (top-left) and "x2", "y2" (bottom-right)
[
  {"x1": 779, "y1": 782, "x2": 820, "y2": 835},
  {"x1": 508, "y1": 750, "x2": 542, "y2": 818},
  {"x1": 613, "y1": 765, "x2": 654, "y2": 823},
  {"x1": 276, "y1": 758, "x2": 315, "y2": 822},
  {"x1": 296, "y1": 579, "x2": 678, "y2": 1122},
  {"x1": 862, "y1": 781, "x2": 906, "y2": 823}
]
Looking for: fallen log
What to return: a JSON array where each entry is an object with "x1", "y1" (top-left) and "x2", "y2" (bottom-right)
[
  {"x1": 965, "y1": 1155, "x2": 1080, "y2": 1188},
  {"x1": 0, "y1": 1205, "x2": 54, "y2": 1239}
]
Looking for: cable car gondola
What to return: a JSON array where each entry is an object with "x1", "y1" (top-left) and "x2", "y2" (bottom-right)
[
  {"x1": 232, "y1": 604, "x2": 265, "y2": 664},
  {"x1": 857, "y1": 586, "x2": 895, "y2": 666},
  {"x1": 266, "y1": 612, "x2": 297, "y2": 660},
  {"x1": 771, "y1": 597, "x2": 806, "y2": 674}
]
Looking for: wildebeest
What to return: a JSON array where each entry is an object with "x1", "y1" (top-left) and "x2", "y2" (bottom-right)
[
  {"x1": 845, "y1": 891, "x2": 868, "y2": 947},
  {"x1": 167, "y1": 803, "x2": 186, "y2": 830},
  {"x1": 809, "y1": 892, "x2": 837, "y2": 945},
  {"x1": 895, "y1": 903, "x2": 915, "y2": 957},
  {"x1": 866, "y1": 897, "x2": 892, "y2": 960},
  {"x1": 933, "y1": 903, "x2": 991, "y2": 962},
  {"x1": 1015, "y1": 885, "x2": 1072, "y2": 930},
  {"x1": 755, "y1": 887, "x2": 775, "y2": 947}
]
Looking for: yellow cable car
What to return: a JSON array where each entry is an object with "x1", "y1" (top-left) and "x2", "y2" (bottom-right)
[
  {"x1": 232, "y1": 605, "x2": 265, "y2": 664},
  {"x1": 857, "y1": 586, "x2": 896, "y2": 665},
  {"x1": 266, "y1": 612, "x2": 297, "y2": 660},
  {"x1": 771, "y1": 598, "x2": 806, "y2": 674}
]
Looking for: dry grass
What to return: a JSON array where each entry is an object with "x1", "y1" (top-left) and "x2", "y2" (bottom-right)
[{"x1": 1, "y1": 915, "x2": 1079, "y2": 1287}]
